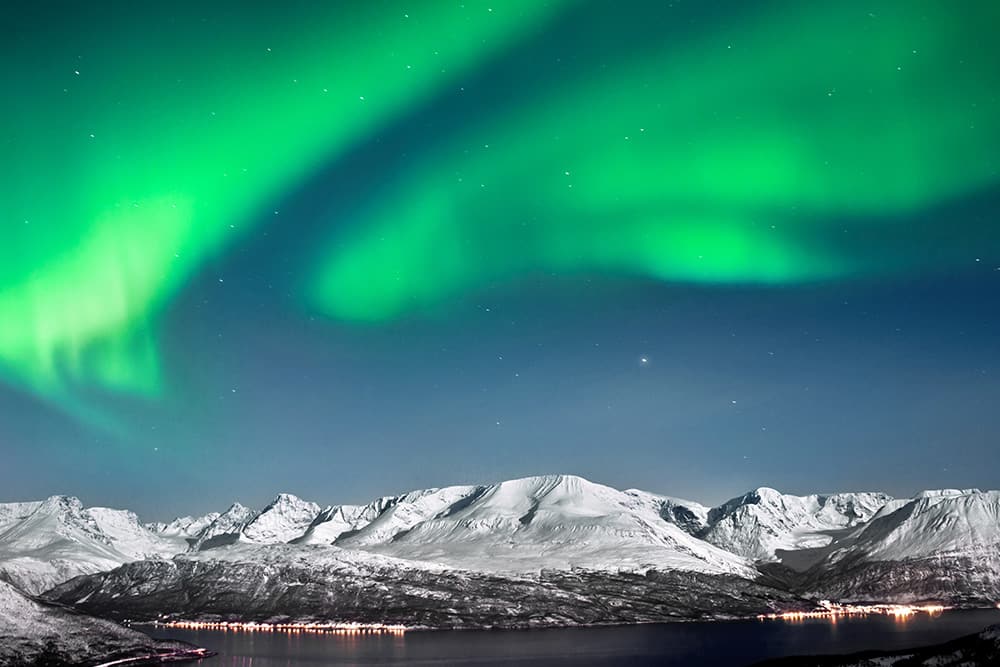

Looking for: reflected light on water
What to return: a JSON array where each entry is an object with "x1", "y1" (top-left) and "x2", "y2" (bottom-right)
[
  {"x1": 759, "y1": 602, "x2": 948, "y2": 623},
  {"x1": 153, "y1": 619, "x2": 407, "y2": 635}
]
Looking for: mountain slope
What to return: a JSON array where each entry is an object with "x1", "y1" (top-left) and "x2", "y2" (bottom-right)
[
  {"x1": 350, "y1": 475, "x2": 754, "y2": 577},
  {"x1": 333, "y1": 485, "x2": 481, "y2": 546},
  {"x1": 179, "y1": 476, "x2": 751, "y2": 578},
  {"x1": 241, "y1": 493, "x2": 321, "y2": 544},
  {"x1": 0, "y1": 578, "x2": 196, "y2": 667},
  {"x1": 0, "y1": 497, "x2": 187, "y2": 595},
  {"x1": 803, "y1": 490, "x2": 1000, "y2": 603},
  {"x1": 624, "y1": 489, "x2": 711, "y2": 535},
  {"x1": 5, "y1": 477, "x2": 999, "y2": 623},
  {"x1": 295, "y1": 502, "x2": 386, "y2": 545},
  {"x1": 146, "y1": 513, "x2": 220, "y2": 542},
  {"x1": 0, "y1": 496, "x2": 138, "y2": 595},
  {"x1": 701, "y1": 488, "x2": 893, "y2": 561},
  {"x1": 834, "y1": 490, "x2": 999, "y2": 562},
  {"x1": 0, "y1": 502, "x2": 41, "y2": 533},
  {"x1": 45, "y1": 542, "x2": 803, "y2": 629},
  {"x1": 189, "y1": 502, "x2": 255, "y2": 550},
  {"x1": 87, "y1": 507, "x2": 188, "y2": 559}
]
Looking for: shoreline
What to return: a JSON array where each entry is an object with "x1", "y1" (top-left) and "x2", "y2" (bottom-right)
[
  {"x1": 130, "y1": 603, "x2": 1000, "y2": 635},
  {"x1": 92, "y1": 647, "x2": 217, "y2": 667}
]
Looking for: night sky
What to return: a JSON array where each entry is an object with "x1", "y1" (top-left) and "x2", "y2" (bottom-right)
[{"x1": 2, "y1": 1, "x2": 999, "y2": 520}]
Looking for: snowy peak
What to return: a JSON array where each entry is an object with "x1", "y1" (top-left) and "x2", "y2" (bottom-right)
[
  {"x1": 334, "y1": 485, "x2": 482, "y2": 547},
  {"x1": 241, "y1": 493, "x2": 321, "y2": 544},
  {"x1": 0, "y1": 495, "x2": 110, "y2": 550},
  {"x1": 6, "y1": 478, "x2": 998, "y2": 605},
  {"x1": 914, "y1": 488, "x2": 982, "y2": 499},
  {"x1": 190, "y1": 503, "x2": 255, "y2": 551},
  {"x1": 0, "y1": 496, "x2": 187, "y2": 595},
  {"x1": 86, "y1": 507, "x2": 182, "y2": 560},
  {"x1": 296, "y1": 503, "x2": 381, "y2": 545},
  {"x1": 147, "y1": 513, "x2": 221, "y2": 540},
  {"x1": 661, "y1": 498, "x2": 711, "y2": 534},
  {"x1": 700, "y1": 488, "x2": 893, "y2": 561},
  {"x1": 354, "y1": 474, "x2": 754, "y2": 577},
  {"x1": 802, "y1": 489, "x2": 1000, "y2": 603},
  {"x1": 829, "y1": 489, "x2": 1000, "y2": 563}
]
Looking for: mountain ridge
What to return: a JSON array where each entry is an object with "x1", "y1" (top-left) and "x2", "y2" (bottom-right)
[{"x1": 3, "y1": 475, "x2": 998, "y2": 615}]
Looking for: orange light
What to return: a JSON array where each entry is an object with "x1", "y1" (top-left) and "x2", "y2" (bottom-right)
[
  {"x1": 758, "y1": 603, "x2": 950, "y2": 622},
  {"x1": 155, "y1": 619, "x2": 407, "y2": 635}
]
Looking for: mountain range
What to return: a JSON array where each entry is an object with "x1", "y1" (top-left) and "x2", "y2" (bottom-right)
[{"x1": 1, "y1": 475, "x2": 998, "y2": 633}]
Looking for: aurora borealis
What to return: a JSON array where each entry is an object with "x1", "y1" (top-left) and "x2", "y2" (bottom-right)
[
  {"x1": 2, "y1": 1, "x2": 999, "y2": 515},
  {"x1": 311, "y1": 1, "x2": 1000, "y2": 321},
  {"x1": 2, "y1": 0, "x2": 565, "y2": 425}
]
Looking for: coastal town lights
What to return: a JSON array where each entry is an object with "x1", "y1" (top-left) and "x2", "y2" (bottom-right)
[
  {"x1": 155, "y1": 620, "x2": 408, "y2": 635},
  {"x1": 758, "y1": 603, "x2": 948, "y2": 622}
]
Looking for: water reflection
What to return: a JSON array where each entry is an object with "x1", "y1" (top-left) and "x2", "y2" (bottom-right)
[
  {"x1": 152, "y1": 609, "x2": 1000, "y2": 667},
  {"x1": 757, "y1": 602, "x2": 947, "y2": 623}
]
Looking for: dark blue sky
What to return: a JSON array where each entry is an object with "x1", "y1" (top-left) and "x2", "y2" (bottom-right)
[{"x1": 3, "y1": 264, "x2": 998, "y2": 520}]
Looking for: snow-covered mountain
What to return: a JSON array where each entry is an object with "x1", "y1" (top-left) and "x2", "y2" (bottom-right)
[
  {"x1": 334, "y1": 486, "x2": 481, "y2": 547},
  {"x1": 189, "y1": 502, "x2": 256, "y2": 550},
  {"x1": 8, "y1": 474, "x2": 1000, "y2": 667},
  {"x1": 295, "y1": 502, "x2": 387, "y2": 545},
  {"x1": 146, "y1": 512, "x2": 220, "y2": 541},
  {"x1": 803, "y1": 490, "x2": 1000, "y2": 603},
  {"x1": 346, "y1": 475, "x2": 753, "y2": 577},
  {"x1": 242, "y1": 493, "x2": 321, "y2": 544},
  {"x1": 830, "y1": 489, "x2": 998, "y2": 563},
  {"x1": 4, "y1": 478, "x2": 999, "y2": 617},
  {"x1": 700, "y1": 488, "x2": 893, "y2": 561},
  {"x1": 179, "y1": 477, "x2": 750, "y2": 578},
  {"x1": 87, "y1": 507, "x2": 188, "y2": 560},
  {"x1": 0, "y1": 496, "x2": 186, "y2": 595},
  {"x1": 625, "y1": 490, "x2": 711, "y2": 535}
]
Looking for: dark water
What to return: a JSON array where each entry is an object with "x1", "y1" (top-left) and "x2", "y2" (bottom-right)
[{"x1": 150, "y1": 609, "x2": 1000, "y2": 666}]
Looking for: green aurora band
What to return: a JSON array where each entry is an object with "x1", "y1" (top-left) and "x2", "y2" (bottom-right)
[
  {"x1": 2, "y1": 0, "x2": 999, "y2": 429},
  {"x1": 312, "y1": 0, "x2": 1000, "y2": 321},
  {"x1": 1, "y1": 1, "x2": 565, "y2": 424}
]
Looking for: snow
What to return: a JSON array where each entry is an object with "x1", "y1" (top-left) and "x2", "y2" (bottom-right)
[
  {"x1": 623, "y1": 489, "x2": 711, "y2": 534},
  {"x1": 0, "y1": 578, "x2": 184, "y2": 666},
  {"x1": 700, "y1": 487, "x2": 893, "y2": 561},
  {"x1": 155, "y1": 476, "x2": 754, "y2": 577},
  {"x1": 0, "y1": 496, "x2": 131, "y2": 594},
  {"x1": 0, "y1": 496, "x2": 187, "y2": 594},
  {"x1": 0, "y1": 501, "x2": 41, "y2": 533},
  {"x1": 146, "y1": 512, "x2": 220, "y2": 539},
  {"x1": 914, "y1": 488, "x2": 982, "y2": 499},
  {"x1": 828, "y1": 490, "x2": 1000, "y2": 563},
  {"x1": 0, "y1": 578, "x2": 91, "y2": 640},
  {"x1": 3, "y1": 478, "x2": 997, "y2": 605},
  {"x1": 190, "y1": 502, "x2": 255, "y2": 550},
  {"x1": 87, "y1": 507, "x2": 187, "y2": 559},
  {"x1": 355, "y1": 475, "x2": 755, "y2": 577},
  {"x1": 242, "y1": 493, "x2": 321, "y2": 544},
  {"x1": 296, "y1": 503, "x2": 383, "y2": 544},
  {"x1": 185, "y1": 541, "x2": 450, "y2": 576},
  {"x1": 336, "y1": 486, "x2": 481, "y2": 546}
]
